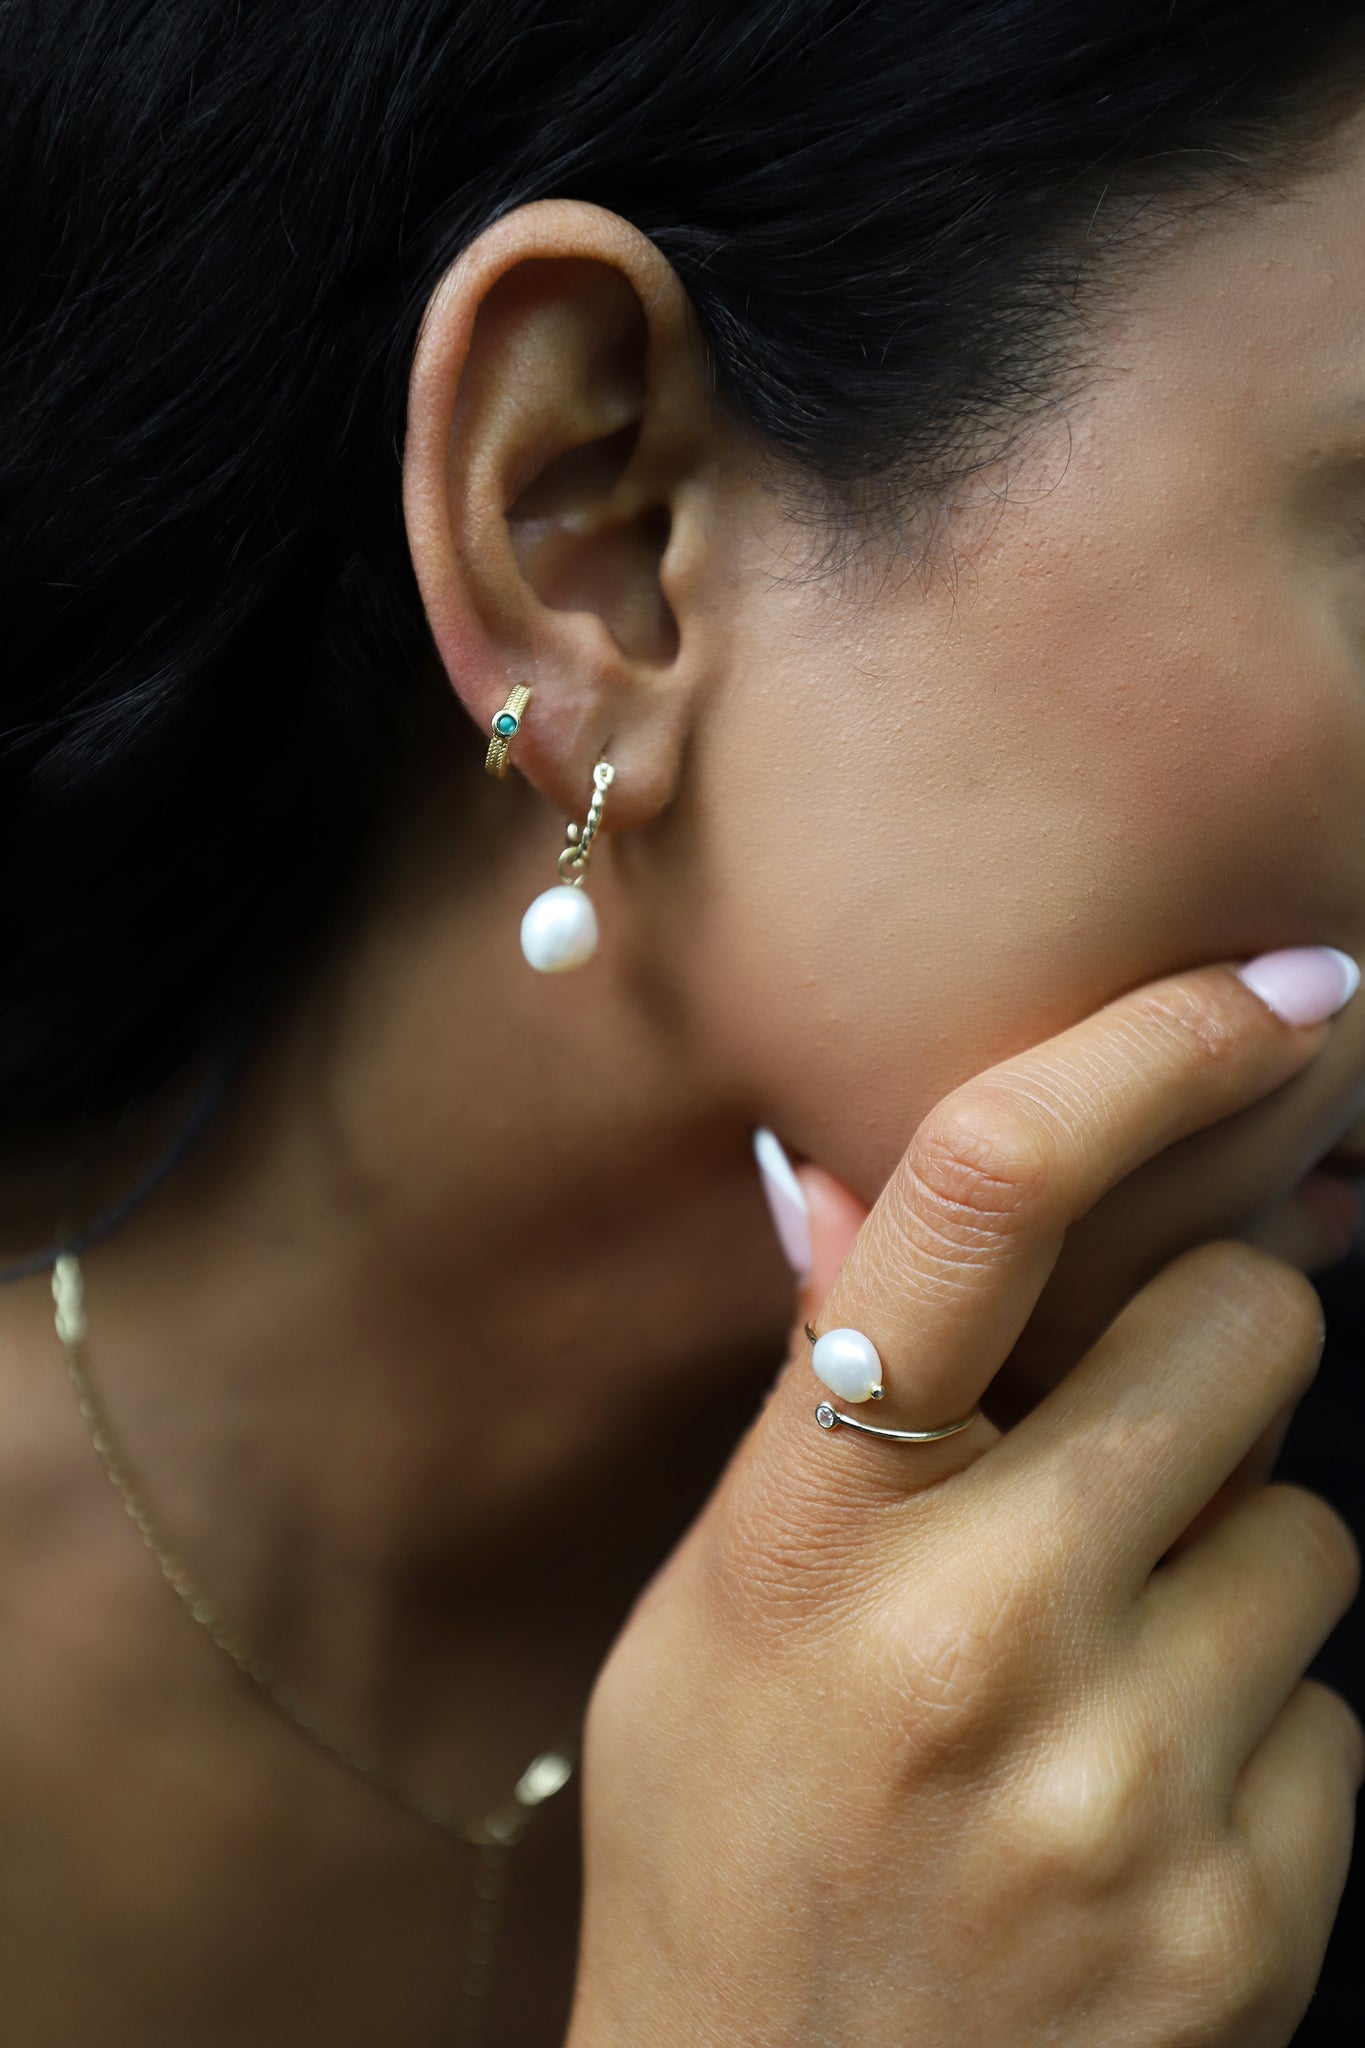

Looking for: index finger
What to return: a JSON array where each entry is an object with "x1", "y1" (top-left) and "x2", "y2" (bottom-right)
[{"x1": 745, "y1": 952, "x2": 1353, "y2": 1523}]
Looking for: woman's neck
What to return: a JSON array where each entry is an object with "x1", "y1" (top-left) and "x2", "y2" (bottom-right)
[{"x1": 0, "y1": 743, "x2": 791, "y2": 1796}]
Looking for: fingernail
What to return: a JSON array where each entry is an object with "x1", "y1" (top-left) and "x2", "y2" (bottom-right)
[
  {"x1": 1234, "y1": 947, "x2": 1361, "y2": 1026},
  {"x1": 752, "y1": 1127, "x2": 812, "y2": 1278}
]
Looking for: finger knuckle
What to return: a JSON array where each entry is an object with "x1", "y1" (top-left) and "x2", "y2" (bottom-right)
[
  {"x1": 905, "y1": 1089, "x2": 1052, "y2": 1246},
  {"x1": 1265, "y1": 1484, "x2": 1363, "y2": 1610},
  {"x1": 1160, "y1": 1855, "x2": 1292, "y2": 2042},
  {"x1": 1125, "y1": 983, "x2": 1245, "y2": 1079},
  {"x1": 1166, "y1": 1240, "x2": 1326, "y2": 1380},
  {"x1": 1297, "y1": 1675, "x2": 1365, "y2": 1780},
  {"x1": 1245, "y1": 1254, "x2": 1327, "y2": 1357},
  {"x1": 879, "y1": 1582, "x2": 1020, "y2": 1767},
  {"x1": 1005, "y1": 1725, "x2": 1157, "y2": 1894}
]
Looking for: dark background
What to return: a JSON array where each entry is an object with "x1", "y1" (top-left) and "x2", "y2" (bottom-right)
[{"x1": 1280, "y1": 1249, "x2": 1365, "y2": 2044}]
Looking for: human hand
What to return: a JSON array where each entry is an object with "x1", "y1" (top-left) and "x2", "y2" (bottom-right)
[{"x1": 567, "y1": 959, "x2": 1363, "y2": 2047}]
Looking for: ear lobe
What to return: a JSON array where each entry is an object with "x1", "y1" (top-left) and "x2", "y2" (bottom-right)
[{"x1": 402, "y1": 202, "x2": 719, "y2": 830}]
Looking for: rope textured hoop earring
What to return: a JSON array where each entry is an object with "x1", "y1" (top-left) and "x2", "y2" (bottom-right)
[
  {"x1": 485, "y1": 683, "x2": 533, "y2": 779},
  {"x1": 520, "y1": 757, "x2": 614, "y2": 972}
]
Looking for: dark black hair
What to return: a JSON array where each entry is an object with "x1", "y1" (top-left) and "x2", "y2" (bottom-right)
[{"x1": 4, "y1": 0, "x2": 1365, "y2": 1145}]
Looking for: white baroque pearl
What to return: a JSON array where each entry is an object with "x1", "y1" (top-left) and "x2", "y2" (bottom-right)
[
  {"x1": 810, "y1": 1326, "x2": 883, "y2": 1403},
  {"x1": 520, "y1": 884, "x2": 599, "y2": 972}
]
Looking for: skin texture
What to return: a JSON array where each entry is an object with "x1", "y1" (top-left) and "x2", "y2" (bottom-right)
[
  {"x1": 0, "y1": 91, "x2": 1364, "y2": 2048},
  {"x1": 564, "y1": 976, "x2": 1364, "y2": 2048}
]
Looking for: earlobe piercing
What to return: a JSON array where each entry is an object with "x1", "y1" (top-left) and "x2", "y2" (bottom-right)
[
  {"x1": 478, "y1": 687, "x2": 614, "y2": 974},
  {"x1": 519, "y1": 757, "x2": 615, "y2": 973}
]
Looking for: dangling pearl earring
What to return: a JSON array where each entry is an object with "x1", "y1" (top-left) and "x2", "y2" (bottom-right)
[{"x1": 520, "y1": 757, "x2": 614, "y2": 973}]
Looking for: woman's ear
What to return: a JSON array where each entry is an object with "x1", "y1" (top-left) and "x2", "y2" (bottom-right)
[{"x1": 402, "y1": 198, "x2": 728, "y2": 829}]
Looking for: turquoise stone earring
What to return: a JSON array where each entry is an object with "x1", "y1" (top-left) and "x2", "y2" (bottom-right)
[{"x1": 485, "y1": 684, "x2": 533, "y2": 779}]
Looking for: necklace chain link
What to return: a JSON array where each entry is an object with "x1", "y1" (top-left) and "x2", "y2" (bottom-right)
[{"x1": 50, "y1": 1249, "x2": 579, "y2": 2046}]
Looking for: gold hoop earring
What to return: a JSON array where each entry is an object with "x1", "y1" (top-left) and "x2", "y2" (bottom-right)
[
  {"x1": 484, "y1": 684, "x2": 533, "y2": 780},
  {"x1": 519, "y1": 757, "x2": 614, "y2": 973}
]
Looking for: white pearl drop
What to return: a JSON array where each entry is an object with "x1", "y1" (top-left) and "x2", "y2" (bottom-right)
[
  {"x1": 811, "y1": 1326, "x2": 883, "y2": 1404},
  {"x1": 520, "y1": 884, "x2": 599, "y2": 972}
]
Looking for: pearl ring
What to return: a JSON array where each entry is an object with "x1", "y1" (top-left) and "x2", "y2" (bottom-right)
[{"x1": 806, "y1": 1322, "x2": 981, "y2": 1442}]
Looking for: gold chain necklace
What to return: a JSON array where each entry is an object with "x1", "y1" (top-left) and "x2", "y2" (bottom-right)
[{"x1": 50, "y1": 1249, "x2": 579, "y2": 2047}]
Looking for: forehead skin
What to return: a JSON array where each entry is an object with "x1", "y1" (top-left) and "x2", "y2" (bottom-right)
[{"x1": 683, "y1": 100, "x2": 1365, "y2": 1201}]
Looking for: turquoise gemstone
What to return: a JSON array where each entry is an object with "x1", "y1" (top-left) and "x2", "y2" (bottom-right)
[{"x1": 494, "y1": 712, "x2": 518, "y2": 736}]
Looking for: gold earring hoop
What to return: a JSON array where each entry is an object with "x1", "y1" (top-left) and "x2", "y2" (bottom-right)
[
  {"x1": 556, "y1": 757, "x2": 613, "y2": 885},
  {"x1": 520, "y1": 756, "x2": 614, "y2": 972},
  {"x1": 485, "y1": 684, "x2": 533, "y2": 779}
]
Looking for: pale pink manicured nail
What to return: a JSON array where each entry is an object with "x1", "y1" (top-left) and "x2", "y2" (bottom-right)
[
  {"x1": 1234, "y1": 947, "x2": 1360, "y2": 1026},
  {"x1": 752, "y1": 1127, "x2": 812, "y2": 1278}
]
